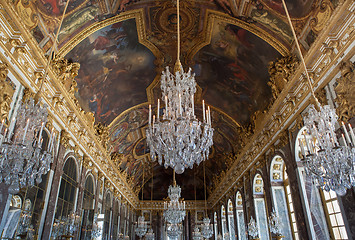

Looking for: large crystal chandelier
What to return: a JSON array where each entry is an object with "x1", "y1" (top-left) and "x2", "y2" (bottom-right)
[
  {"x1": 201, "y1": 161, "x2": 213, "y2": 239},
  {"x1": 166, "y1": 223, "x2": 183, "y2": 240},
  {"x1": 0, "y1": 1, "x2": 71, "y2": 194},
  {"x1": 0, "y1": 97, "x2": 54, "y2": 194},
  {"x1": 146, "y1": 0, "x2": 213, "y2": 174},
  {"x1": 192, "y1": 226, "x2": 203, "y2": 240},
  {"x1": 163, "y1": 181, "x2": 186, "y2": 224},
  {"x1": 269, "y1": 209, "x2": 283, "y2": 236},
  {"x1": 281, "y1": 0, "x2": 355, "y2": 196},
  {"x1": 248, "y1": 217, "x2": 259, "y2": 239},
  {"x1": 145, "y1": 228, "x2": 155, "y2": 240},
  {"x1": 135, "y1": 215, "x2": 148, "y2": 239}
]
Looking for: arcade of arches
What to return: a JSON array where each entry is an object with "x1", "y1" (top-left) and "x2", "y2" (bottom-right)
[{"x1": 0, "y1": 0, "x2": 354, "y2": 239}]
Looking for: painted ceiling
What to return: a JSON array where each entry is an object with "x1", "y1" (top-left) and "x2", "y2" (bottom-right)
[{"x1": 14, "y1": 0, "x2": 328, "y2": 200}]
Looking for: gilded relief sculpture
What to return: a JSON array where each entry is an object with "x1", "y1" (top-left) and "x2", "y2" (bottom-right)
[
  {"x1": 335, "y1": 60, "x2": 355, "y2": 122},
  {"x1": 0, "y1": 63, "x2": 14, "y2": 124},
  {"x1": 268, "y1": 55, "x2": 298, "y2": 101}
]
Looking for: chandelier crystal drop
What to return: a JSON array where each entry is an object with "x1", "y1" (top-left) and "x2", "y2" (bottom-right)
[
  {"x1": 300, "y1": 104, "x2": 355, "y2": 196},
  {"x1": 135, "y1": 215, "x2": 148, "y2": 238},
  {"x1": 163, "y1": 184, "x2": 186, "y2": 224},
  {"x1": 0, "y1": 98, "x2": 54, "y2": 194},
  {"x1": 166, "y1": 223, "x2": 183, "y2": 240},
  {"x1": 145, "y1": 228, "x2": 155, "y2": 240},
  {"x1": 201, "y1": 217, "x2": 214, "y2": 239}
]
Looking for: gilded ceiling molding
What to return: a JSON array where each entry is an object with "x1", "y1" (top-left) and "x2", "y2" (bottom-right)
[
  {"x1": 208, "y1": 1, "x2": 355, "y2": 207},
  {"x1": 186, "y1": 9, "x2": 289, "y2": 62}
]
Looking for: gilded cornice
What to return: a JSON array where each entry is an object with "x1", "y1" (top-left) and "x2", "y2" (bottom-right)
[
  {"x1": 0, "y1": 1, "x2": 139, "y2": 208},
  {"x1": 208, "y1": 0, "x2": 355, "y2": 207}
]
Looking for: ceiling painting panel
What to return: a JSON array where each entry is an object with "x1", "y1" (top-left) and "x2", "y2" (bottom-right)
[
  {"x1": 65, "y1": 19, "x2": 156, "y2": 124},
  {"x1": 193, "y1": 18, "x2": 282, "y2": 126}
]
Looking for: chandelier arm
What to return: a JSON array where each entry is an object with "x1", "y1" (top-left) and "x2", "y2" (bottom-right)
[
  {"x1": 36, "y1": 0, "x2": 70, "y2": 99},
  {"x1": 281, "y1": 0, "x2": 320, "y2": 107}
]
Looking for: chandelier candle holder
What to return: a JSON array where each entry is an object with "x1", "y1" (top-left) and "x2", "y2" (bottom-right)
[
  {"x1": 281, "y1": 0, "x2": 355, "y2": 196},
  {"x1": 192, "y1": 226, "x2": 203, "y2": 240},
  {"x1": 248, "y1": 217, "x2": 259, "y2": 240},
  {"x1": 135, "y1": 215, "x2": 148, "y2": 238},
  {"x1": 0, "y1": 98, "x2": 54, "y2": 194},
  {"x1": 146, "y1": 0, "x2": 213, "y2": 174},
  {"x1": 163, "y1": 182, "x2": 186, "y2": 224}
]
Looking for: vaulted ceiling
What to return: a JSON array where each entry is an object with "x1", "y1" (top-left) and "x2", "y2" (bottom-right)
[{"x1": 20, "y1": 0, "x2": 325, "y2": 200}]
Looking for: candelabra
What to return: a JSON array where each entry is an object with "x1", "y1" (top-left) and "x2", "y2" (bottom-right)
[
  {"x1": 269, "y1": 209, "x2": 283, "y2": 237},
  {"x1": 300, "y1": 105, "x2": 355, "y2": 196},
  {"x1": 135, "y1": 215, "x2": 147, "y2": 238},
  {"x1": 166, "y1": 223, "x2": 183, "y2": 240},
  {"x1": 16, "y1": 212, "x2": 34, "y2": 239},
  {"x1": 200, "y1": 217, "x2": 213, "y2": 239},
  {"x1": 248, "y1": 217, "x2": 259, "y2": 239},
  {"x1": 146, "y1": 0, "x2": 213, "y2": 174},
  {"x1": 163, "y1": 184, "x2": 186, "y2": 224},
  {"x1": 52, "y1": 212, "x2": 80, "y2": 239},
  {"x1": 91, "y1": 214, "x2": 102, "y2": 239},
  {"x1": 118, "y1": 233, "x2": 124, "y2": 240},
  {"x1": 0, "y1": 98, "x2": 54, "y2": 194}
]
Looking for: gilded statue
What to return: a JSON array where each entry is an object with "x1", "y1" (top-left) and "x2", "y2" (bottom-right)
[
  {"x1": 94, "y1": 122, "x2": 109, "y2": 150},
  {"x1": 0, "y1": 64, "x2": 14, "y2": 124},
  {"x1": 51, "y1": 55, "x2": 80, "y2": 96},
  {"x1": 268, "y1": 55, "x2": 299, "y2": 101},
  {"x1": 335, "y1": 60, "x2": 355, "y2": 122}
]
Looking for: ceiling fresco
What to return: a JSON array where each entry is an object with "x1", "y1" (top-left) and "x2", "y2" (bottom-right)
[
  {"x1": 11, "y1": 0, "x2": 331, "y2": 200},
  {"x1": 193, "y1": 19, "x2": 282, "y2": 125},
  {"x1": 65, "y1": 19, "x2": 156, "y2": 124}
]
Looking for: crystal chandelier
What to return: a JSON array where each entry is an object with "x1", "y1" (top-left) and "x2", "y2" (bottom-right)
[
  {"x1": 163, "y1": 176, "x2": 186, "y2": 224},
  {"x1": 166, "y1": 223, "x2": 183, "y2": 240},
  {"x1": 0, "y1": 1, "x2": 71, "y2": 194},
  {"x1": 281, "y1": 0, "x2": 355, "y2": 196},
  {"x1": 201, "y1": 217, "x2": 213, "y2": 239},
  {"x1": 248, "y1": 217, "x2": 259, "y2": 239},
  {"x1": 145, "y1": 228, "x2": 155, "y2": 240},
  {"x1": 192, "y1": 226, "x2": 203, "y2": 240},
  {"x1": 201, "y1": 161, "x2": 213, "y2": 239},
  {"x1": 91, "y1": 214, "x2": 102, "y2": 239},
  {"x1": 269, "y1": 209, "x2": 283, "y2": 236},
  {"x1": 52, "y1": 212, "x2": 81, "y2": 239},
  {"x1": 146, "y1": 0, "x2": 213, "y2": 174},
  {"x1": 135, "y1": 215, "x2": 148, "y2": 239},
  {"x1": 0, "y1": 98, "x2": 54, "y2": 194}
]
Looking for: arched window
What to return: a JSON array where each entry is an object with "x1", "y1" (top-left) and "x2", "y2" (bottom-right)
[
  {"x1": 295, "y1": 127, "x2": 330, "y2": 239},
  {"x1": 214, "y1": 212, "x2": 218, "y2": 240},
  {"x1": 235, "y1": 192, "x2": 247, "y2": 240},
  {"x1": 55, "y1": 157, "x2": 78, "y2": 222},
  {"x1": 227, "y1": 199, "x2": 235, "y2": 239},
  {"x1": 103, "y1": 192, "x2": 112, "y2": 240},
  {"x1": 80, "y1": 175, "x2": 95, "y2": 240},
  {"x1": 1, "y1": 131, "x2": 51, "y2": 239},
  {"x1": 253, "y1": 174, "x2": 269, "y2": 240},
  {"x1": 270, "y1": 156, "x2": 293, "y2": 240},
  {"x1": 221, "y1": 205, "x2": 227, "y2": 239}
]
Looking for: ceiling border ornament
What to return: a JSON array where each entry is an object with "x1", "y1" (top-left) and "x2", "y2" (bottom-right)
[{"x1": 208, "y1": 0, "x2": 355, "y2": 207}]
